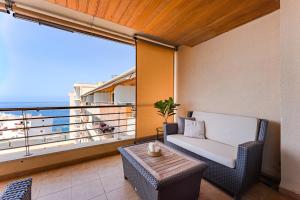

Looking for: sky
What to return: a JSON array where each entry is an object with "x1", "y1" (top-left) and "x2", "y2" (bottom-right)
[{"x1": 0, "y1": 13, "x2": 135, "y2": 103}]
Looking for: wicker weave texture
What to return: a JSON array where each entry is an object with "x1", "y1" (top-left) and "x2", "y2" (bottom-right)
[
  {"x1": 1, "y1": 178, "x2": 32, "y2": 200},
  {"x1": 163, "y1": 115, "x2": 268, "y2": 199}
]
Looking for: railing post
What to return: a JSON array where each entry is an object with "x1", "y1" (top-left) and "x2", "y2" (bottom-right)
[
  {"x1": 79, "y1": 108, "x2": 85, "y2": 144},
  {"x1": 125, "y1": 106, "x2": 128, "y2": 134},
  {"x1": 117, "y1": 107, "x2": 121, "y2": 140},
  {"x1": 22, "y1": 110, "x2": 31, "y2": 156}
]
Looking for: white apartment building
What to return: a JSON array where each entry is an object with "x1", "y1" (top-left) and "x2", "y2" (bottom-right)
[
  {"x1": 81, "y1": 67, "x2": 135, "y2": 106},
  {"x1": 68, "y1": 83, "x2": 98, "y2": 140},
  {"x1": 68, "y1": 68, "x2": 136, "y2": 143}
]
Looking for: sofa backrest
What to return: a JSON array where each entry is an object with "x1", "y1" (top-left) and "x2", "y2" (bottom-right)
[{"x1": 192, "y1": 111, "x2": 258, "y2": 147}]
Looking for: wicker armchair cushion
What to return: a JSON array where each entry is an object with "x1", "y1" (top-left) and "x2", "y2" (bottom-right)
[
  {"x1": 177, "y1": 116, "x2": 195, "y2": 134},
  {"x1": 167, "y1": 134, "x2": 237, "y2": 168},
  {"x1": 192, "y1": 111, "x2": 258, "y2": 147},
  {"x1": 184, "y1": 119, "x2": 205, "y2": 139}
]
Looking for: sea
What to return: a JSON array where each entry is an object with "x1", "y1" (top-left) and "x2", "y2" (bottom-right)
[{"x1": 0, "y1": 102, "x2": 70, "y2": 132}]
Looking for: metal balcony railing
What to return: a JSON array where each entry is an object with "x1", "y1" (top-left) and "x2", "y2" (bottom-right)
[{"x1": 0, "y1": 105, "x2": 135, "y2": 157}]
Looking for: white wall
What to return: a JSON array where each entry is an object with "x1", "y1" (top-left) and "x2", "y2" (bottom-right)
[
  {"x1": 85, "y1": 95, "x2": 94, "y2": 104},
  {"x1": 177, "y1": 11, "x2": 280, "y2": 178},
  {"x1": 114, "y1": 85, "x2": 135, "y2": 104},
  {"x1": 94, "y1": 92, "x2": 110, "y2": 104},
  {"x1": 280, "y1": 0, "x2": 300, "y2": 195}
]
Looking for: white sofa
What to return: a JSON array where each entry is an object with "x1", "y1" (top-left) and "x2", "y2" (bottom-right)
[{"x1": 164, "y1": 111, "x2": 268, "y2": 199}]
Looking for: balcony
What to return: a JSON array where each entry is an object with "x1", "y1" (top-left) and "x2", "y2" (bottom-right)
[
  {"x1": 0, "y1": 105, "x2": 287, "y2": 200},
  {"x1": 0, "y1": 105, "x2": 135, "y2": 178},
  {"x1": 0, "y1": 0, "x2": 297, "y2": 199}
]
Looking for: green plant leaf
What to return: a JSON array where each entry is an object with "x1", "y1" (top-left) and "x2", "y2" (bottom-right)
[{"x1": 153, "y1": 97, "x2": 180, "y2": 122}]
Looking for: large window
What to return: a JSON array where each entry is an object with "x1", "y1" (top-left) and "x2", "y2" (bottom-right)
[{"x1": 0, "y1": 12, "x2": 136, "y2": 160}]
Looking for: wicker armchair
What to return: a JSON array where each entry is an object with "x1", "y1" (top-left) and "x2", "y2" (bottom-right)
[
  {"x1": 1, "y1": 178, "x2": 32, "y2": 200},
  {"x1": 164, "y1": 111, "x2": 268, "y2": 200}
]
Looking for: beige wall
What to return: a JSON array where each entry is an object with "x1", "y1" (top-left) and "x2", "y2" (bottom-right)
[
  {"x1": 280, "y1": 0, "x2": 300, "y2": 195},
  {"x1": 136, "y1": 40, "x2": 174, "y2": 138},
  {"x1": 177, "y1": 11, "x2": 280, "y2": 178}
]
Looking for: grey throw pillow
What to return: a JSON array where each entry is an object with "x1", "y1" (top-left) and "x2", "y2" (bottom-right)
[
  {"x1": 177, "y1": 116, "x2": 195, "y2": 134},
  {"x1": 184, "y1": 119, "x2": 205, "y2": 139}
]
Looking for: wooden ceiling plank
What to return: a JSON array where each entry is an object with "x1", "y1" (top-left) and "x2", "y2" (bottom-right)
[
  {"x1": 55, "y1": 0, "x2": 67, "y2": 7},
  {"x1": 179, "y1": 1, "x2": 280, "y2": 45},
  {"x1": 130, "y1": 0, "x2": 165, "y2": 30},
  {"x1": 111, "y1": 0, "x2": 131, "y2": 23},
  {"x1": 149, "y1": 0, "x2": 208, "y2": 39},
  {"x1": 87, "y1": 0, "x2": 100, "y2": 16},
  {"x1": 67, "y1": 0, "x2": 79, "y2": 10},
  {"x1": 142, "y1": 0, "x2": 185, "y2": 33},
  {"x1": 78, "y1": 0, "x2": 89, "y2": 13},
  {"x1": 125, "y1": 0, "x2": 152, "y2": 28},
  {"x1": 104, "y1": 0, "x2": 121, "y2": 21},
  {"x1": 47, "y1": 0, "x2": 280, "y2": 46},
  {"x1": 134, "y1": 0, "x2": 175, "y2": 31},
  {"x1": 160, "y1": 0, "x2": 239, "y2": 43},
  {"x1": 118, "y1": 0, "x2": 140, "y2": 26},
  {"x1": 173, "y1": 0, "x2": 279, "y2": 45},
  {"x1": 186, "y1": 1, "x2": 280, "y2": 45},
  {"x1": 96, "y1": 0, "x2": 111, "y2": 19}
]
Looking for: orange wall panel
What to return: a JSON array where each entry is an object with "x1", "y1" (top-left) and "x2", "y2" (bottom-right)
[{"x1": 136, "y1": 40, "x2": 174, "y2": 138}]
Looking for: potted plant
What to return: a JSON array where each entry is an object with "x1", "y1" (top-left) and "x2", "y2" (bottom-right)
[{"x1": 154, "y1": 97, "x2": 180, "y2": 124}]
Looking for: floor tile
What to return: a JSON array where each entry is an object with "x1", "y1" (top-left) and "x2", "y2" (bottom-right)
[
  {"x1": 100, "y1": 172, "x2": 128, "y2": 193},
  {"x1": 106, "y1": 185, "x2": 140, "y2": 200},
  {"x1": 37, "y1": 188, "x2": 71, "y2": 200},
  {"x1": 243, "y1": 183, "x2": 291, "y2": 200},
  {"x1": 89, "y1": 194, "x2": 107, "y2": 200},
  {"x1": 96, "y1": 156, "x2": 123, "y2": 178},
  {"x1": 199, "y1": 180, "x2": 231, "y2": 200},
  {"x1": 71, "y1": 169, "x2": 99, "y2": 186},
  {"x1": 38, "y1": 176, "x2": 71, "y2": 197},
  {"x1": 71, "y1": 179, "x2": 105, "y2": 200}
]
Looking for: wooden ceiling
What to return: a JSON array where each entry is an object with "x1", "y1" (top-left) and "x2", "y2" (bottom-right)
[{"x1": 48, "y1": 0, "x2": 279, "y2": 46}]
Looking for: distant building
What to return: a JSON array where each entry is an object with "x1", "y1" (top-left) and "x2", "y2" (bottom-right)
[
  {"x1": 81, "y1": 67, "x2": 135, "y2": 105},
  {"x1": 69, "y1": 83, "x2": 99, "y2": 107},
  {"x1": 68, "y1": 83, "x2": 98, "y2": 138},
  {"x1": 68, "y1": 67, "x2": 136, "y2": 143}
]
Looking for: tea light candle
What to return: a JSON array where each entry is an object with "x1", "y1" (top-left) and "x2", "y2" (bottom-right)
[
  {"x1": 154, "y1": 145, "x2": 160, "y2": 152},
  {"x1": 148, "y1": 142, "x2": 155, "y2": 152}
]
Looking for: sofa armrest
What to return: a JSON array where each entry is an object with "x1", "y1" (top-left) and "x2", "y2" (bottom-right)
[
  {"x1": 163, "y1": 123, "x2": 178, "y2": 142},
  {"x1": 236, "y1": 141, "x2": 264, "y2": 192},
  {"x1": 163, "y1": 123, "x2": 178, "y2": 135}
]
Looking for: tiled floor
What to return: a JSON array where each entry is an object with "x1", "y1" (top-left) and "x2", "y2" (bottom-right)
[{"x1": 0, "y1": 155, "x2": 291, "y2": 200}]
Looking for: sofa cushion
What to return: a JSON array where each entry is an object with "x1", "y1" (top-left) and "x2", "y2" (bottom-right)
[
  {"x1": 177, "y1": 116, "x2": 195, "y2": 134},
  {"x1": 167, "y1": 134, "x2": 237, "y2": 168},
  {"x1": 184, "y1": 119, "x2": 205, "y2": 139},
  {"x1": 192, "y1": 111, "x2": 258, "y2": 147}
]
